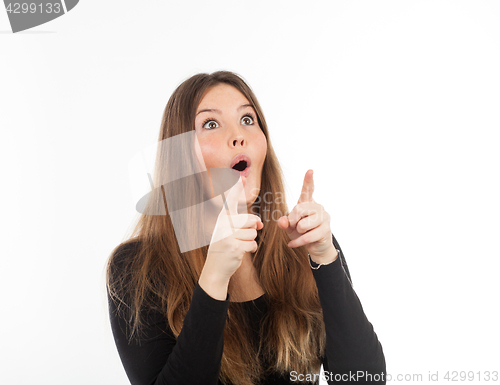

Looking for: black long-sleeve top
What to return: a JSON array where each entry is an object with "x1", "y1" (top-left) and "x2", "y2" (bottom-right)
[{"x1": 107, "y1": 234, "x2": 386, "y2": 384}]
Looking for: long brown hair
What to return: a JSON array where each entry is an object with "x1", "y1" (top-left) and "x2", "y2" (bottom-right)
[{"x1": 106, "y1": 70, "x2": 326, "y2": 385}]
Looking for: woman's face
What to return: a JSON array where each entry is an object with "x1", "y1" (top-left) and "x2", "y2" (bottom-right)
[{"x1": 194, "y1": 83, "x2": 267, "y2": 211}]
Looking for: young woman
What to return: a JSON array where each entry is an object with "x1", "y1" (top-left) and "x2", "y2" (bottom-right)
[{"x1": 106, "y1": 71, "x2": 386, "y2": 385}]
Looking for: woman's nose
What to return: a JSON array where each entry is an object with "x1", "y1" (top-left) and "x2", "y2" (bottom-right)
[
  {"x1": 228, "y1": 124, "x2": 245, "y2": 147},
  {"x1": 232, "y1": 135, "x2": 245, "y2": 147}
]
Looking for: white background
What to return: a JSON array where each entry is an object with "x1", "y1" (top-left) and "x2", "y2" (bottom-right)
[{"x1": 1, "y1": 1, "x2": 499, "y2": 384}]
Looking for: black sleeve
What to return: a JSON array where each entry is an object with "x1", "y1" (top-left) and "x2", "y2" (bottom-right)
[
  {"x1": 312, "y1": 234, "x2": 386, "y2": 384},
  {"x1": 108, "y1": 266, "x2": 230, "y2": 385}
]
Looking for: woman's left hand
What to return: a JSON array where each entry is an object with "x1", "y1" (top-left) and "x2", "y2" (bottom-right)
[{"x1": 278, "y1": 169, "x2": 338, "y2": 264}]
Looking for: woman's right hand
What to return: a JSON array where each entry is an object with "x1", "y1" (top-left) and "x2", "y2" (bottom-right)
[{"x1": 199, "y1": 177, "x2": 263, "y2": 300}]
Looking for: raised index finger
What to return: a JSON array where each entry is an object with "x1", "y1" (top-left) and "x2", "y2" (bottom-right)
[
  {"x1": 221, "y1": 175, "x2": 246, "y2": 216},
  {"x1": 298, "y1": 169, "x2": 314, "y2": 203}
]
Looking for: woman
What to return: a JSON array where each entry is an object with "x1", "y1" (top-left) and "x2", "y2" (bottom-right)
[{"x1": 106, "y1": 71, "x2": 386, "y2": 385}]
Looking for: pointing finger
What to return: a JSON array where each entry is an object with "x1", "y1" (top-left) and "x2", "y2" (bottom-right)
[
  {"x1": 298, "y1": 169, "x2": 314, "y2": 203},
  {"x1": 222, "y1": 175, "x2": 246, "y2": 216}
]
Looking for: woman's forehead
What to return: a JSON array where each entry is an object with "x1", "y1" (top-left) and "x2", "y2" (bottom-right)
[{"x1": 197, "y1": 84, "x2": 250, "y2": 109}]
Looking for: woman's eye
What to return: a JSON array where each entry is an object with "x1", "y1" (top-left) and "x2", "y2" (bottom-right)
[
  {"x1": 241, "y1": 114, "x2": 254, "y2": 125},
  {"x1": 201, "y1": 114, "x2": 255, "y2": 130},
  {"x1": 202, "y1": 120, "x2": 219, "y2": 130}
]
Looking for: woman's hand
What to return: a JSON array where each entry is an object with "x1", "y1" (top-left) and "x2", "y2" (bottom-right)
[
  {"x1": 278, "y1": 169, "x2": 338, "y2": 264},
  {"x1": 199, "y1": 177, "x2": 263, "y2": 300}
]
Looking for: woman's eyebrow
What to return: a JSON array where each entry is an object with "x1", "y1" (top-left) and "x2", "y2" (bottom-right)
[{"x1": 196, "y1": 104, "x2": 254, "y2": 116}]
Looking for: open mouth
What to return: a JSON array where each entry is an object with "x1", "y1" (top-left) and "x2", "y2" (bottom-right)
[
  {"x1": 231, "y1": 160, "x2": 250, "y2": 177},
  {"x1": 232, "y1": 160, "x2": 248, "y2": 172},
  {"x1": 230, "y1": 154, "x2": 251, "y2": 177}
]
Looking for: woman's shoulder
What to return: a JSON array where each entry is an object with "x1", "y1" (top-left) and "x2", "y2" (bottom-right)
[
  {"x1": 107, "y1": 239, "x2": 145, "y2": 308},
  {"x1": 108, "y1": 238, "x2": 143, "y2": 274}
]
